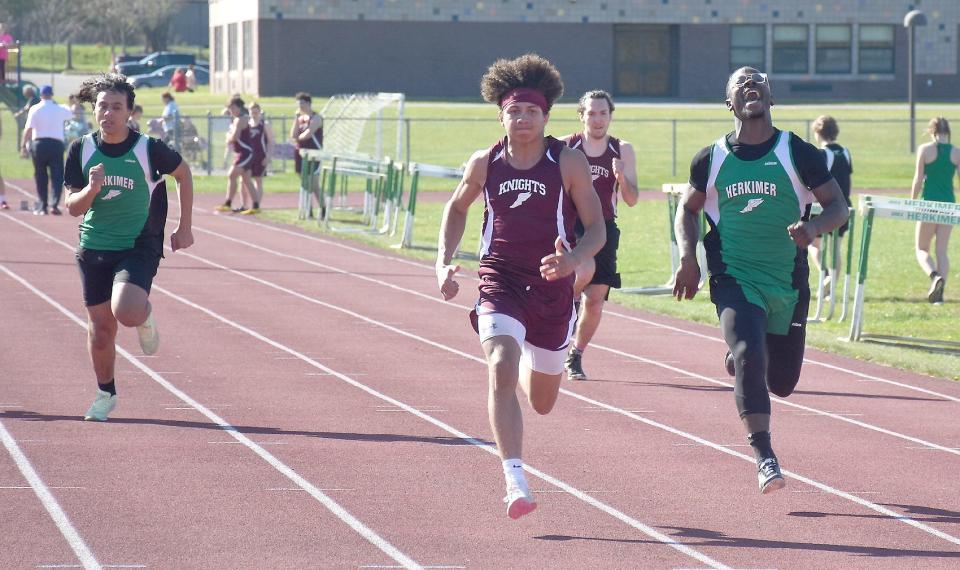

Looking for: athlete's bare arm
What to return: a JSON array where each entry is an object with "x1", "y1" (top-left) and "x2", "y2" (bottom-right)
[
  {"x1": 65, "y1": 163, "x2": 105, "y2": 217},
  {"x1": 673, "y1": 186, "x2": 705, "y2": 300},
  {"x1": 541, "y1": 147, "x2": 604, "y2": 282},
  {"x1": 910, "y1": 142, "x2": 934, "y2": 200},
  {"x1": 298, "y1": 115, "x2": 322, "y2": 143},
  {"x1": 616, "y1": 141, "x2": 640, "y2": 207},
  {"x1": 436, "y1": 149, "x2": 489, "y2": 300},
  {"x1": 288, "y1": 116, "x2": 298, "y2": 141},
  {"x1": 169, "y1": 160, "x2": 194, "y2": 252},
  {"x1": 789, "y1": 178, "x2": 846, "y2": 248},
  {"x1": 264, "y1": 121, "x2": 276, "y2": 162}
]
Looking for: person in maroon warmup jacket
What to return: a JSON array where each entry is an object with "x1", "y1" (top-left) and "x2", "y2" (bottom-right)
[{"x1": 436, "y1": 54, "x2": 605, "y2": 520}]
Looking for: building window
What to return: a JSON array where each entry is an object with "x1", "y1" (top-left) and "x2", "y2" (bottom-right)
[
  {"x1": 860, "y1": 25, "x2": 895, "y2": 74},
  {"x1": 730, "y1": 25, "x2": 766, "y2": 71},
  {"x1": 213, "y1": 26, "x2": 223, "y2": 72},
  {"x1": 816, "y1": 25, "x2": 851, "y2": 73},
  {"x1": 242, "y1": 21, "x2": 253, "y2": 70},
  {"x1": 773, "y1": 25, "x2": 808, "y2": 74},
  {"x1": 227, "y1": 23, "x2": 238, "y2": 71}
]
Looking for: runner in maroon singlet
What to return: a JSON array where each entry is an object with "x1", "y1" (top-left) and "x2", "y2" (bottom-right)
[
  {"x1": 290, "y1": 92, "x2": 324, "y2": 218},
  {"x1": 436, "y1": 54, "x2": 605, "y2": 520},
  {"x1": 215, "y1": 96, "x2": 255, "y2": 213},
  {"x1": 240, "y1": 102, "x2": 275, "y2": 215},
  {"x1": 561, "y1": 91, "x2": 640, "y2": 381}
]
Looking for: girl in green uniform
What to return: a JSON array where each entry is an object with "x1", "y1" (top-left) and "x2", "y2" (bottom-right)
[{"x1": 910, "y1": 117, "x2": 958, "y2": 304}]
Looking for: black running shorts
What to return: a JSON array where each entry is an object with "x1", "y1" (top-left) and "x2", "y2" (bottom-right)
[{"x1": 76, "y1": 241, "x2": 161, "y2": 306}]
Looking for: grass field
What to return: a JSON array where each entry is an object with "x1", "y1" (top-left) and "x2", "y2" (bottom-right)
[
  {"x1": 15, "y1": 43, "x2": 209, "y2": 73},
  {"x1": 1, "y1": 95, "x2": 957, "y2": 380}
]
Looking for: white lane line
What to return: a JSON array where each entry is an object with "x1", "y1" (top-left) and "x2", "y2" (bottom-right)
[
  {"x1": 0, "y1": 220, "x2": 727, "y2": 570},
  {"x1": 0, "y1": 218, "x2": 728, "y2": 570},
  {"x1": 193, "y1": 223, "x2": 960, "y2": 457},
  {"x1": 0, "y1": 421, "x2": 101, "y2": 570},
  {"x1": 219, "y1": 213, "x2": 960, "y2": 401},
  {"x1": 0, "y1": 486, "x2": 85, "y2": 490},
  {"x1": 5, "y1": 210, "x2": 954, "y2": 556},
  {"x1": 0, "y1": 261, "x2": 422, "y2": 570},
  {"x1": 126, "y1": 219, "x2": 960, "y2": 548}
]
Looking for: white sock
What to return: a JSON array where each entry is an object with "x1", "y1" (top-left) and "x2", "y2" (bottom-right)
[{"x1": 502, "y1": 458, "x2": 527, "y2": 488}]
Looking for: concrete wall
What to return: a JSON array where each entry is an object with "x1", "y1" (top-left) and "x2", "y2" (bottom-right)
[{"x1": 256, "y1": 19, "x2": 615, "y2": 99}]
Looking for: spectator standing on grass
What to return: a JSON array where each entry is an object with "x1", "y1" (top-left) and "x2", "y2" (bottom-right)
[
  {"x1": 0, "y1": 113, "x2": 8, "y2": 209},
  {"x1": 185, "y1": 64, "x2": 197, "y2": 93},
  {"x1": 160, "y1": 92, "x2": 179, "y2": 145},
  {"x1": 169, "y1": 68, "x2": 187, "y2": 93},
  {"x1": 20, "y1": 85, "x2": 72, "y2": 216},
  {"x1": 127, "y1": 104, "x2": 143, "y2": 132},
  {"x1": 808, "y1": 115, "x2": 853, "y2": 289},
  {"x1": 910, "y1": 117, "x2": 958, "y2": 304},
  {"x1": 14, "y1": 85, "x2": 40, "y2": 130},
  {"x1": 0, "y1": 23, "x2": 13, "y2": 82}
]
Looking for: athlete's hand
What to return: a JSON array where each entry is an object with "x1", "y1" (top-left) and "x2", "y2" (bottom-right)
[
  {"x1": 437, "y1": 263, "x2": 460, "y2": 301},
  {"x1": 787, "y1": 221, "x2": 817, "y2": 249},
  {"x1": 540, "y1": 237, "x2": 580, "y2": 281},
  {"x1": 170, "y1": 227, "x2": 194, "y2": 252},
  {"x1": 672, "y1": 256, "x2": 701, "y2": 301},
  {"x1": 88, "y1": 163, "x2": 106, "y2": 190},
  {"x1": 612, "y1": 157, "x2": 624, "y2": 182}
]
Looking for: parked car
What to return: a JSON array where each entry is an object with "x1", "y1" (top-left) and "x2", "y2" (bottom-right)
[
  {"x1": 126, "y1": 65, "x2": 209, "y2": 88},
  {"x1": 116, "y1": 52, "x2": 197, "y2": 78},
  {"x1": 111, "y1": 53, "x2": 148, "y2": 71}
]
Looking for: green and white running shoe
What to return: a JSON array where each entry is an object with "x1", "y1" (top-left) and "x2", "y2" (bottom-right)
[
  {"x1": 137, "y1": 312, "x2": 160, "y2": 356},
  {"x1": 83, "y1": 389, "x2": 117, "y2": 422}
]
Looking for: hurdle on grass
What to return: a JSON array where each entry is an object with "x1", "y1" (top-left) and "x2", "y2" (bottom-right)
[
  {"x1": 297, "y1": 149, "x2": 403, "y2": 233},
  {"x1": 846, "y1": 195, "x2": 960, "y2": 352},
  {"x1": 808, "y1": 204, "x2": 856, "y2": 323},
  {"x1": 621, "y1": 183, "x2": 707, "y2": 295},
  {"x1": 395, "y1": 162, "x2": 464, "y2": 250}
]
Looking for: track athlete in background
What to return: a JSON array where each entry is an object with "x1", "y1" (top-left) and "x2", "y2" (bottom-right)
[
  {"x1": 561, "y1": 90, "x2": 639, "y2": 381},
  {"x1": 672, "y1": 68, "x2": 847, "y2": 494},
  {"x1": 436, "y1": 54, "x2": 604, "y2": 518},
  {"x1": 910, "y1": 117, "x2": 957, "y2": 304}
]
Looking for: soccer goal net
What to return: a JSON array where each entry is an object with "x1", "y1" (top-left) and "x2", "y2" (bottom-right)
[{"x1": 319, "y1": 92, "x2": 406, "y2": 162}]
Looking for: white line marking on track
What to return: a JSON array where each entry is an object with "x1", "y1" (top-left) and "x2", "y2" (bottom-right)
[
  {"x1": 193, "y1": 222, "x2": 960, "y2": 456},
  {"x1": 0, "y1": 486, "x2": 85, "y2": 490},
  {"x1": 0, "y1": 421, "x2": 101, "y2": 569},
  {"x1": 0, "y1": 260, "x2": 423, "y2": 570},
  {"x1": 122, "y1": 217, "x2": 960, "y2": 548},
  {"x1": 267, "y1": 487, "x2": 356, "y2": 492},
  {"x1": 220, "y1": 213, "x2": 960, "y2": 402},
  {"x1": 0, "y1": 226, "x2": 734, "y2": 570}
]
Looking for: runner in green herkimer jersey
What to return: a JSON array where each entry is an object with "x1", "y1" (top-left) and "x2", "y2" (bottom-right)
[
  {"x1": 672, "y1": 67, "x2": 848, "y2": 495},
  {"x1": 64, "y1": 73, "x2": 195, "y2": 422},
  {"x1": 910, "y1": 117, "x2": 958, "y2": 304}
]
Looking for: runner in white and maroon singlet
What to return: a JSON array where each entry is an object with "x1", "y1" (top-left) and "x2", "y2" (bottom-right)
[
  {"x1": 436, "y1": 54, "x2": 605, "y2": 520},
  {"x1": 241, "y1": 102, "x2": 275, "y2": 214},
  {"x1": 215, "y1": 96, "x2": 255, "y2": 213},
  {"x1": 561, "y1": 91, "x2": 640, "y2": 381}
]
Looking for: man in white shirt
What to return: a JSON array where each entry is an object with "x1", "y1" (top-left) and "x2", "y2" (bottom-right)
[
  {"x1": 20, "y1": 85, "x2": 72, "y2": 215},
  {"x1": 185, "y1": 64, "x2": 197, "y2": 93}
]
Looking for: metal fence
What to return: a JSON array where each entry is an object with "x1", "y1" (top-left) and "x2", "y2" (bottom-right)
[{"x1": 172, "y1": 115, "x2": 952, "y2": 190}]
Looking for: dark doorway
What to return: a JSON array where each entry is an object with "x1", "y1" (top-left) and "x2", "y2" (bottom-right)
[{"x1": 615, "y1": 24, "x2": 678, "y2": 97}]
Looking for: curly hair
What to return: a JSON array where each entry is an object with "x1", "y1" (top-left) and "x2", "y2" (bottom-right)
[
  {"x1": 77, "y1": 73, "x2": 136, "y2": 109},
  {"x1": 480, "y1": 53, "x2": 564, "y2": 111}
]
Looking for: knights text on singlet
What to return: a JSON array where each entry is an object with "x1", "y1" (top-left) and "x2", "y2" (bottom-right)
[
  {"x1": 478, "y1": 136, "x2": 577, "y2": 285},
  {"x1": 567, "y1": 133, "x2": 620, "y2": 220}
]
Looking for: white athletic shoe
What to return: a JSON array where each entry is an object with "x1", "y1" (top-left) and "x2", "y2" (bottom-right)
[
  {"x1": 137, "y1": 312, "x2": 160, "y2": 356},
  {"x1": 503, "y1": 481, "x2": 537, "y2": 519},
  {"x1": 83, "y1": 389, "x2": 117, "y2": 422}
]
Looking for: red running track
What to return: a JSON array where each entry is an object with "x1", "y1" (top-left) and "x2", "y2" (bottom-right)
[{"x1": 1, "y1": 182, "x2": 959, "y2": 569}]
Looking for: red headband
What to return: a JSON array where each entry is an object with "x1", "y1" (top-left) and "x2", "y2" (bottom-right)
[{"x1": 499, "y1": 88, "x2": 549, "y2": 114}]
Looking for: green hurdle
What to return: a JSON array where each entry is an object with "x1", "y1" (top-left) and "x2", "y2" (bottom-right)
[
  {"x1": 622, "y1": 183, "x2": 706, "y2": 295},
  {"x1": 809, "y1": 205, "x2": 855, "y2": 323},
  {"x1": 846, "y1": 195, "x2": 960, "y2": 352}
]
